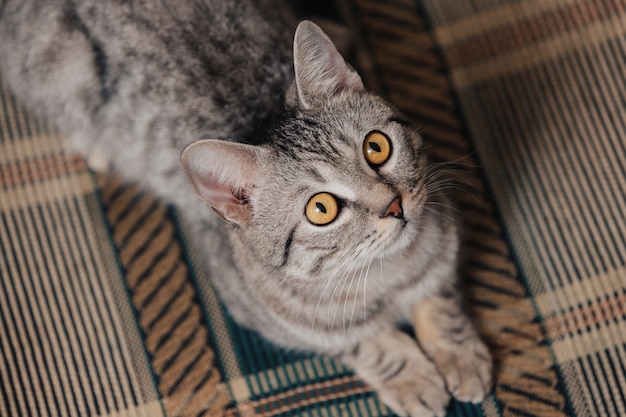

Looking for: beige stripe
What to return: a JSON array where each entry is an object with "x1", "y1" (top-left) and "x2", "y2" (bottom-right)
[
  {"x1": 433, "y1": 0, "x2": 581, "y2": 46},
  {"x1": 17, "y1": 150, "x2": 109, "y2": 413},
  {"x1": 2, "y1": 95, "x2": 153, "y2": 414},
  {"x1": 480, "y1": 396, "x2": 500, "y2": 417},
  {"x1": 0, "y1": 134, "x2": 65, "y2": 164},
  {"x1": 522, "y1": 52, "x2": 626, "y2": 343},
  {"x1": 7, "y1": 98, "x2": 122, "y2": 414},
  {"x1": 543, "y1": 32, "x2": 626, "y2": 267},
  {"x1": 0, "y1": 216, "x2": 46, "y2": 415},
  {"x1": 534, "y1": 268, "x2": 626, "y2": 315},
  {"x1": 228, "y1": 377, "x2": 252, "y2": 404},
  {"x1": 98, "y1": 401, "x2": 165, "y2": 417},
  {"x1": 228, "y1": 356, "x2": 342, "y2": 404},
  {"x1": 488, "y1": 69, "x2": 626, "y2": 335},
  {"x1": 0, "y1": 172, "x2": 94, "y2": 207},
  {"x1": 450, "y1": 11, "x2": 626, "y2": 88},
  {"x1": 0, "y1": 112, "x2": 62, "y2": 417},
  {"x1": 1, "y1": 105, "x2": 96, "y2": 416},
  {"x1": 478, "y1": 57, "x2": 625, "y2": 288},
  {"x1": 552, "y1": 326, "x2": 626, "y2": 380},
  {"x1": 471, "y1": 86, "x2": 609, "y2": 417},
  {"x1": 456, "y1": 21, "x2": 626, "y2": 417},
  {"x1": 1, "y1": 177, "x2": 76, "y2": 417},
  {"x1": 36, "y1": 142, "x2": 151, "y2": 413}
]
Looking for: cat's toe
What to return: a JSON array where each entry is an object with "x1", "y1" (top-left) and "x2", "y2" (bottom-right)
[
  {"x1": 435, "y1": 338, "x2": 493, "y2": 403},
  {"x1": 379, "y1": 379, "x2": 449, "y2": 417}
]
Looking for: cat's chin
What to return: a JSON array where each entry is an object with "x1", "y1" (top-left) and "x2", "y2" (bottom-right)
[{"x1": 379, "y1": 218, "x2": 420, "y2": 258}]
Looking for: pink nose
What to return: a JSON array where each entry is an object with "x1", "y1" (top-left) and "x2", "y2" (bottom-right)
[{"x1": 381, "y1": 195, "x2": 404, "y2": 219}]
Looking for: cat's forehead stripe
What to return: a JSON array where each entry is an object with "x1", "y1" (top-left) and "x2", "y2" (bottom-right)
[{"x1": 387, "y1": 116, "x2": 412, "y2": 127}]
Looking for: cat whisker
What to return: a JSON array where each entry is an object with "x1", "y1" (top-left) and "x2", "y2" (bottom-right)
[
  {"x1": 330, "y1": 251, "x2": 361, "y2": 333},
  {"x1": 423, "y1": 206, "x2": 458, "y2": 224},
  {"x1": 342, "y1": 265, "x2": 362, "y2": 335},
  {"x1": 344, "y1": 260, "x2": 368, "y2": 354},
  {"x1": 427, "y1": 181, "x2": 484, "y2": 196},
  {"x1": 311, "y1": 244, "x2": 359, "y2": 330},
  {"x1": 427, "y1": 149, "x2": 481, "y2": 169},
  {"x1": 268, "y1": 272, "x2": 295, "y2": 295},
  {"x1": 311, "y1": 245, "x2": 359, "y2": 333},
  {"x1": 363, "y1": 253, "x2": 374, "y2": 324},
  {"x1": 424, "y1": 200, "x2": 464, "y2": 217}
]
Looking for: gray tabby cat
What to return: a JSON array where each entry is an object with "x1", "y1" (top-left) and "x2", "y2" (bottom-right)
[{"x1": 0, "y1": 1, "x2": 492, "y2": 415}]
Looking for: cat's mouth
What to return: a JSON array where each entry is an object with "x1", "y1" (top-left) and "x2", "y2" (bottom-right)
[
  {"x1": 377, "y1": 216, "x2": 417, "y2": 256},
  {"x1": 374, "y1": 192, "x2": 427, "y2": 256}
]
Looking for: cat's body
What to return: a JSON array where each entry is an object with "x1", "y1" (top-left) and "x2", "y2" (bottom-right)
[{"x1": 0, "y1": 1, "x2": 492, "y2": 415}]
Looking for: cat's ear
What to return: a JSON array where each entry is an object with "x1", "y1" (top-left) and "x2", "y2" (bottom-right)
[
  {"x1": 292, "y1": 20, "x2": 364, "y2": 108},
  {"x1": 180, "y1": 140, "x2": 266, "y2": 226}
]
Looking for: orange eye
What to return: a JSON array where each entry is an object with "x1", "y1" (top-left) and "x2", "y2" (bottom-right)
[
  {"x1": 305, "y1": 193, "x2": 339, "y2": 226},
  {"x1": 363, "y1": 131, "x2": 391, "y2": 166}
]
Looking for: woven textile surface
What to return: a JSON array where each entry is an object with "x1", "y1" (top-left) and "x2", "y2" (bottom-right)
[
  {"x1": 419, "y1": 0, "x2": 626, "y2": 416},
  {"x1": 1, "y1": 0, "x2": 625, "y2": 416}
]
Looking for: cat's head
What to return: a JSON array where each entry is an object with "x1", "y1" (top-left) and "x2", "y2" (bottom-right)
[{"x1": 181, "y1": 21, "x2": 431, "y2": 279}]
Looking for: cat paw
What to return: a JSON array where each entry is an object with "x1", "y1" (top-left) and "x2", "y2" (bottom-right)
[
  {"x1": 431, "y1": 337, "x2": 493, "y2": 403},
  {"x1": 344, "y1": 330, "x2": 452, "y2": 417},
  {"x1": 377, "y1": 368, "x2": 450, "y2": 417}
]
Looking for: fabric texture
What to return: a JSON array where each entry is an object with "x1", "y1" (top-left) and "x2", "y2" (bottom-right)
[
  {"x1": 419, "y1": 0, "x2": 626, "y2": 416},
  {"x1": 1, "y1": 0, "x2": 625, "y2": 416}
]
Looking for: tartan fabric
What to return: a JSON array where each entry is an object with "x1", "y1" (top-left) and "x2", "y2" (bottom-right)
[
  {"x1": 1, "y1": 1, "x2": 625, "y2": 416},
  {"x1": 0, "y1": 77, "x2": 230, "y2": 415},
  {"x1": 0, "y1": 79, "x2": 166, "y2": 416},
  {"x1": 420, "y1": 0, "x2": 626, "y2": 416}
]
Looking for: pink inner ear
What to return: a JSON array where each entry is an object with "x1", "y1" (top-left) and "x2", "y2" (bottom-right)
[
  {"x1": 197, "y1": 172, "x2": 246, "y2": 206},
  {"x1": 181, "y1": 139, "x2": 263, "y2": 225},
  {"x1": 194, "y1": 172, "x2": 253, "y2": 224}
]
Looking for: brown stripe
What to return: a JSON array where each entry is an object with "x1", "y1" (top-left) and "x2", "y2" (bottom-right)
[
  {"x1": 347, "y1": 0, "x2": 569, "y2": 415},
  {"x1": 0, "y1": 153, "x2": 86, "y2": 187},
  {"x1": 227, "y1": 375, "x2": 370, "y2": 417},
  {"x1": 442, "y1": 0, "x2": 626, "y2": 67},
  {"x1": 98, "y1": 173, "x2": 229, "y2": 417},
  {"x1": 545, "y1": 292, "x2": 626, "y2": 338}
]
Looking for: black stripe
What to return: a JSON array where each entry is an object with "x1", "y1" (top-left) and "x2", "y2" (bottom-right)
[
  {"x1": 137, "y1": 254, "x2": 179, "y2": 310},
  {"x1": 76, "y1": 192, "x2": 143, "y2": 407},
  {"x1": 66, "y1": 2, "x2": 113, "y2": 105},
  {"x1": 32, "y1": 205, "x2": 87, "y2": 414},
  {"x1": 164, "y1": 336, "x2": 208, "y2": 394},
  {"x1": 144, "y1": 263, "x2": 186, "y2": 330},
  {"x1": 388, "y1": 116, "x2": 412, "y2": 127},
  {"x1": 112, "y1": 192, "x2": 151, "y2": 232},
  {"x1": 155, "y1": 303, "x2": 194, "y2": 350},
  {"x1": 280, "y1": 227, "x2": 295, "y2": 267},
  {"x1": 125, "y1": 220, "x2": 170, "y2": 267},
  {"x1": 158, "y1": 321, "x2": 201, "y2": 374},
  {"x1": 49, "y1": 200, "x2": 102, "y2": 413},
  {"x1": 188, "y1": 367, "x2": 216, "y2": 398},
  {"x1": 382, "y1": 360, "x2": 407, "y2": 382}
]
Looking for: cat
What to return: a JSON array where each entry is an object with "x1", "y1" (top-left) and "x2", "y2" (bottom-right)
[{"x1": 0, "y1": 1, "x2": 493, "y2": 415}]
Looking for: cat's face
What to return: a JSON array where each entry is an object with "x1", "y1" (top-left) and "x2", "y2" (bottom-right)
[
  {"x1": 181, "y1": 21, "x2": 431, "y2": 279},
  {"x1": 247, "y1": 93, "x2": 429, "y2": 277}
]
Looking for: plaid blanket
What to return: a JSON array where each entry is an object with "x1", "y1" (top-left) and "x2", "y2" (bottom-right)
[{"x1": 1, "y1": 0, "x2": 625, "y2": 416}]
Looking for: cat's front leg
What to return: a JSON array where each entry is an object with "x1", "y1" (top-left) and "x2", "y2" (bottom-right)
[
  {"x1": 342, "y1": 328, "x2": 450, "y2": 417},
  {"x1": 413, "y1": 292, "x2": 493, "y2": 403}
]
